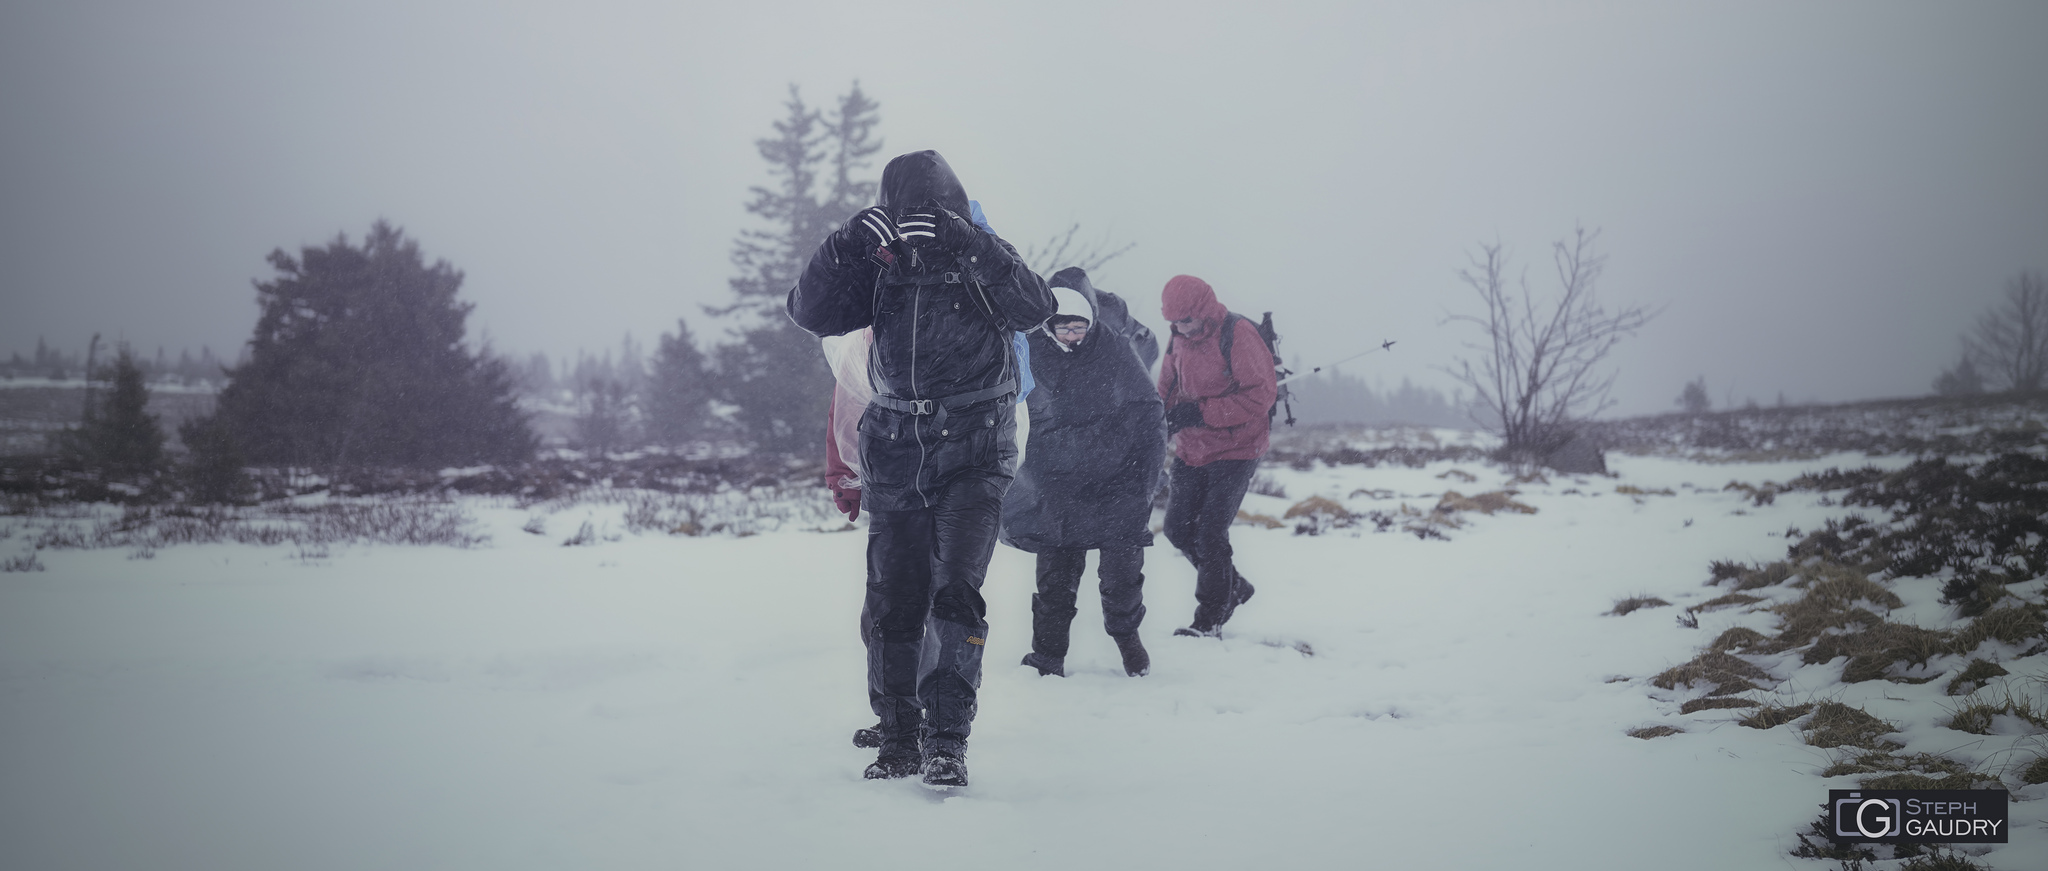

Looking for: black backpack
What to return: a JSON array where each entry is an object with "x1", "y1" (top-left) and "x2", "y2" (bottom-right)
[{"x1": 1215, "y1": 311, "x2": 1295, "y2": 426}]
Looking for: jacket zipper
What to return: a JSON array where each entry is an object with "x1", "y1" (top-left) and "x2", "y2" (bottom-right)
[{"x1": 910, "y1": 284, "x2": 930, "y2": 507}]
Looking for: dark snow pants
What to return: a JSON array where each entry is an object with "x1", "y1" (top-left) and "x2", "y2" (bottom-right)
[
  {"x1": 864, "y1": 473, "x2": 1007, "y2": 758},
  {"x1": 1031, "y1": 547, "x2": 1147, "y2": 658},
  {"x1": 1163, "y1": 457, "x2": 1258, "y2": 631}
]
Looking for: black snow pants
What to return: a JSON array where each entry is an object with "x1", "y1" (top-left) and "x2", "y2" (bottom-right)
[
  {"x1": 1163, "y1": 457, "x2": 1258, "y2": 631},
  {"x1": 864, "y1": 473, "x2": 1007, "y2": 758},
  {"x1": 1031, "y1": 547, "x2": 1147, "y2": 658}
]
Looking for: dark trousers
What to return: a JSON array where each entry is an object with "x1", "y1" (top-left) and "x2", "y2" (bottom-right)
[
  {"x1": 1163, "y1": 457, "x2": 1257, "y2": 631},
  {"x1": 1030, "y1": 547, "x2": 1147, "y2": 658},
  {"x1": 863, "y1": 473, "x2": 1007, "y2": 757}
]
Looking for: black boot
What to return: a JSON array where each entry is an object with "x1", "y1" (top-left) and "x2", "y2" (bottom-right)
[
  {"x1": 920, "y1": 750, "x2": 968, "y2": 790},
  {"x1": 852, "y1": 722, "x2": 883, "y2": 749},
  {"x1": 1174, "y1": 625, "x2": 1221, "y2": 639},
  {"x1": 1112, "y1": 633, "x2": 1150, "y2": 676},
  {"x1": 1021, "y1": 651, "x2": 1065, "y2": 677},
  {"x1": 864, "y1": 732, "x2": 921, "y2": 780}
]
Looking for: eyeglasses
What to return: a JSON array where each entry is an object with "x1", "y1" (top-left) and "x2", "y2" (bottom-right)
[{"x1": 1052, "y1": 325, "x2": 1089, "y2": 336}]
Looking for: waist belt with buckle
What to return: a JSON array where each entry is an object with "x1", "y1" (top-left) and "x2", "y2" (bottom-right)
[
  {"x1": 882, "y1": 271, "x2": 966, "y2": 287},
  {"x1": 869, "y1": 379, "x2": 1015, "y2": 434}
]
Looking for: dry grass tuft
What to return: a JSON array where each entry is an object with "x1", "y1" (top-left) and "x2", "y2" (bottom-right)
[
  {"x1": 1615, "y1": 484, "x2": 1675, "y2": 497},
  {"x1": 1709, "y1": 626, "x2": 1769, "y2": 652},
  {"x1": 1943, "y1": 684, "x2": 2048, "y2": 734},
  {"x1": 1680, "y1": 696, "x2": 1760, "y2": 714},
  {"x1": 1627, "y1": 725, "x2": 1683, "y2": 739},
  {"x1": 1234, "y1": 510, "x2": 1284, "y2": 529},
  {"x1": 1436, "y1": 468, "x2": 1478, "y2": 483},
  {"x1": 1946, "y1": 658, "x2": 2009, "y2": 697},
  {"x1": 1283, "y1": 496, "x2": 1351, "y2": 520},
  {"x1": 1689, "y1": 593, "x2": 1765, "y2": 614},
  {"x1": 1803, "y1": 701, "x2": 1899, "y2": 749},
  {"x1": 1822, "y1": 751, "x2": 1994, "y2": 790},
  {"x1": 1739, "y1": 702, "x2": 1815, "y2": 729},
  {"x1": 1731, "y1": 560, "x2": 1794, "y2": 591},
  {"x1": 1803, "y1": 620, "x2": 1952, "y2": 683},
  {"x1": 1434, "y1": 490, "x2": 1537, "y2": 515},
  {"x1": 1609, "y1": 596, "x2": 1672, "y2": 616},
  {"x1": 1652, "y1": 650, "x2": 1773, "y2": 694},
  {"x1": 1950, "y1": 605, "x2": 2048, "y2": 653}
]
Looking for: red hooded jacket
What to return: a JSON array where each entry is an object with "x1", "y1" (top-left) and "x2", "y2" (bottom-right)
[{"x1": 1156, "y1": 275, "x2": 1276, "y2": 466}]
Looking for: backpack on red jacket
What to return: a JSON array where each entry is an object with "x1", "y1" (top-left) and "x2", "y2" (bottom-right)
[{"x1": 1207, "y1": 311, "x2": 1294, "y2": 426}]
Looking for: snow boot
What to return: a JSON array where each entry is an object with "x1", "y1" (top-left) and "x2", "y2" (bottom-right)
[
  {"x1": 1020, "y1": 651, "x2": 1065, "y2": 677},
  {"x1": 852, "y1": 723, "x2": 883, "y2": 749},
  {"x1": 865, "y1": 754, "x2": 921, "y2": 780},
  {"x1": 864, "y1": 741, "x2": 922, "y2": 780},
  {"x1": 1112, "y1": 632, "x2": 1150, "y2": 676},
  {"x1": 920, "y1": 751, "x2": 969, "y2": 790},
  {"x1": 1173, "y1": 625, "x2": 1221, "y2": 639},
  {"x1": 862, "y1": 727, "x2": 921, "y2": 780}
]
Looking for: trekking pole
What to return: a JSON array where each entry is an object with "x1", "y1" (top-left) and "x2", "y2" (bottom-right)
[{"x1": 1274, "y1": 340, "x2": 1396, "y2": 387}]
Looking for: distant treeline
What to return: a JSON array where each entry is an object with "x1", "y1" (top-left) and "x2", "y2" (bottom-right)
[
  {"x1": 3, "y1": 339, "x2": 233, "y2": 388},
  {"x1": 1284, "y1": 368, "x2": 1471, "y2": 428}
]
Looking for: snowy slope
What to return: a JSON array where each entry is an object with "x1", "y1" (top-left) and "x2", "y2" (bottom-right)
[{"x1": 2, "y1": 452, "x2": 2042, "y2": 870}]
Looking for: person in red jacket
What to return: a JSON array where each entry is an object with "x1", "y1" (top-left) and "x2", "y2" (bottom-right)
[{"x1": 1156, "y1": 274, "x2": 1277, "y2": 637}]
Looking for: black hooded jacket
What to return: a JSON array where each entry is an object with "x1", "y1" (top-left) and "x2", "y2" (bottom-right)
[
  {"x1": 787, "y1": 151, "x2": 1055, "y2": 511},
  {"x1": 1000, "y1": 267, "x2": 1166, "y2": 552}
]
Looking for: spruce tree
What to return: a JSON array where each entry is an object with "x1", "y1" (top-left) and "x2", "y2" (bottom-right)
[
  {"x1": 58, "y1": 346, "x2": 166, "y2": 480},
  {"x1": 647, "y1": 318, "x2": 713, "y2": 446},
  {"x1": 212, "y1": 221, "x2": 533, "y2": 469},
  {"x1": 712, "y1": 83, "x2": 883, "y2": 456},
  {"x1": 178, "y1": 413, "x2": 252, "y2": 504}
]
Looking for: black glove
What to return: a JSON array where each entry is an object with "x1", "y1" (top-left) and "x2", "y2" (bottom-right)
[
  {"x1": 1165, "y1": 402, "x2": 1204, "y2": 434},
  {"x1": 896, "y1": 206, "x2": 986, "y2": 257},
  {"x1": 837, "y1": 206, "x2": 899, "y2": 260}
]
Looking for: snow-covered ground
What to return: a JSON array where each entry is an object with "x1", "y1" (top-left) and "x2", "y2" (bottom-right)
[{"x1": 3, "y1": 451, "x2": 2042, "y2": 870}]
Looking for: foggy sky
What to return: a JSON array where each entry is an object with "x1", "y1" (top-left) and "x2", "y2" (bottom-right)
[{"x1": 3, "y1": 1, "x2": 2043, "y2": 417}]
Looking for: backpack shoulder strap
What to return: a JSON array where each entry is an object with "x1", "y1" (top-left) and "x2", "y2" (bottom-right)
[{"x1": 1219, "y1": 312, "x2": 1242, "y2": 385}]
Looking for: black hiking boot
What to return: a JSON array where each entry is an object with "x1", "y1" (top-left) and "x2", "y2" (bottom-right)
[
  {"x1": 1020, "y1": 651, "x2": 1065, "y2": 677},
  {"x1": 1236, "y1": 579, "x2": 1256, "y2": 606},
  {"x1": 864, "y1": 749, "x2": 921, "y2": 780},
  {"x1": 1173, "y1": 625, "x2": 1221, "y2": 639},
  {"x1": 920, "y1": 752, "x2": 968, "y2": 790},
  {"x1": 852, "y1": 723, "x2": 883, "y2": 749},
  {"x1": 1112, "y1": 632, "x2": 1150, "y2": 676}
]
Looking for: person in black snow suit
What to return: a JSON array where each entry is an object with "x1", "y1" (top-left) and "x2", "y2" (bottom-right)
[
  {"x1": 786, "y1": 150, "x2": 1054, "y2": 790},
  {"x1": 1000, "y1": 267, "x2": 1165, "y2": 679}
]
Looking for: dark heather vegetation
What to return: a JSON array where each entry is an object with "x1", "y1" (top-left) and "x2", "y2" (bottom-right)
[{"x1": 1624, "y1": 447, "x2": 2046, "y2": 870}]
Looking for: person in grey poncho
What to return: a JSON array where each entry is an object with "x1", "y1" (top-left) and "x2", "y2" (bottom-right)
[{"x1": 1000, "y1": 267, "x2": 1166, "y2": 677}]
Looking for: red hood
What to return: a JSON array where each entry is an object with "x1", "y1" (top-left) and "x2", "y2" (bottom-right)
[{"x1": 1161, "y1": 275, "x2": 1227, "y2": 339}]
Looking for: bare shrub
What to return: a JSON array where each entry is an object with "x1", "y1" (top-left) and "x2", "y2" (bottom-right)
[
  {"x1": 1965, "y1": 269, "x2": 2048, "y2": 392},
  {"x1": 1443, "y1": 226, "x2": 1658, "y2": 454}
]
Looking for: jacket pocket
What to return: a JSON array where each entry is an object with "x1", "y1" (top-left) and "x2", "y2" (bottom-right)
[
  {"x1": 925, "y1": 403, "x2": 1004, "y2": 474},
  {"x1": 857, "y1": 407, "x2": 908, "y2": 487}
]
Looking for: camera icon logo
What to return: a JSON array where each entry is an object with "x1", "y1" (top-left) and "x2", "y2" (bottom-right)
[{"x1": 1836, "y1": 796, "x2": 1902, "y2": 838}]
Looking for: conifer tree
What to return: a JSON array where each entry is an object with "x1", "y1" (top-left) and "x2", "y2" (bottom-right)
[
  {"x1": 57, "y1": 346, "x2": 165, "y2": 479},
  {"x1": 712, "y1": 83, "x2": 883, "y2": 455},
  {"x1": 210, "y1": 221, "x2": 533, "y2": 468},
  {"x1": 178, "y1": 413, "x2": 252, "y2": 504},
  {"x1": 647, "y1": 318, "x2": 714, "y2": 446}
]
